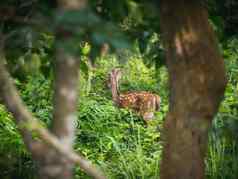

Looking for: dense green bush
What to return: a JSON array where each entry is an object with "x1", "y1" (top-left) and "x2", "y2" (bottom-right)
[
  {"x1": 0, "y1": 105, "x2": 35, "y2": 179},
  {"x1": 75, "y1": 95, "x2": 163, "y2": 178},
  {"x1": 76, "y1": 56, "x2": 166, "y2": 178},
  {"x1": 0, "y1": 37, "x2": 238, "y2": 178},
  {"x1": 0, "y1": 56, "x2": 165, "y2": 179}
]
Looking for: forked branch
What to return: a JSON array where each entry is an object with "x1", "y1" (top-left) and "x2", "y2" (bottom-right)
[{"x1": 0, "y1": 49, "x2": 106, "y2": 179}]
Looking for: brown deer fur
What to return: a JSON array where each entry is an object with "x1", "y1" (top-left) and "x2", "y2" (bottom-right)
[{"x1": 108, "y1": 68, "x2": 161, "y2": 122}]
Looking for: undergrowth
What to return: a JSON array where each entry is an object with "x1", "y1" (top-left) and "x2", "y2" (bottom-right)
[{"x1": 0, "y1": 40, "x2": 237, "y2": 179}]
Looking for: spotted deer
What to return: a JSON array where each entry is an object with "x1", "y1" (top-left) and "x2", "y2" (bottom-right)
[{"x1": 108, "y1": 68, "x2": 161, "y2": 123}]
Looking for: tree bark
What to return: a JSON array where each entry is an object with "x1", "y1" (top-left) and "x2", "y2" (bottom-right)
[
  {"x1": 159, "y1": 1, "x2": 226, "y2": 179},
  {"x1": 37, "y1": 1, "x2": 83, "y2": 178},
  {"x1": 37, "y1": 53, "x2": 80, "y2": 179}
]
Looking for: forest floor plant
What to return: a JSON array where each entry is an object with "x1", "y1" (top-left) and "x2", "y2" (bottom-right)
[{"x1": 0, "y1": 49, "x2": 237, "y2": 178}]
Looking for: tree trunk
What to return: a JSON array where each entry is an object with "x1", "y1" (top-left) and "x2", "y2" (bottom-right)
[
  {"x1": 159, "y1": 1, "x2": 227, "y2": 179},
  {"x1": 37, "y1": 1, "x2": 83, "y2": 178},
  {"x1": 37, "y1": 54, "x2": 80, "y2": 179}
]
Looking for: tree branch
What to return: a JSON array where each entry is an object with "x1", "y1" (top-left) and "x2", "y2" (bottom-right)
[{"x1": 0, "y1": 51, "x2": 106, "y2": 179}]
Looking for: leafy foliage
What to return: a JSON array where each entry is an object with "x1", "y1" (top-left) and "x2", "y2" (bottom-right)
[
  {"x1": 0, "y1": 1, "x2": 238, "y2": 179},
  {"x1": 0, "y1": 57, "x2": 166, "y2": 178},
  {"x1": 0, "y1": 105, "x2": 35, "y2": 179}
]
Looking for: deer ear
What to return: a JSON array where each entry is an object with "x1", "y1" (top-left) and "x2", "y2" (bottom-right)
[
  {"x1": 107, "y1": 73, "x2": 112, "y2": 88},
  {"x1": 116, "y1": 69, "x2": 122, "y2": 79},
  {"x1": 107, "y1": 80, "x2": 111, "y2": 88}
]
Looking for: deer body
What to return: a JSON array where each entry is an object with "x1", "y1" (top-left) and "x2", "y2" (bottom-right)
[{"x1": 108, "y1": 69, "x2": 161, "y2": 122}]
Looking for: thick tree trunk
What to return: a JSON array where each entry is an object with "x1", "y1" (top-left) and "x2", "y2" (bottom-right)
[
  {"x1": 38, "y1": 1, "x2": 82, "y2": 178},
  {"x1": 37, "y1": 54, "x2": 80, "y2": 179},
  {"x1": 159, "y1": 1, "x2": 226, "y2": 179}
]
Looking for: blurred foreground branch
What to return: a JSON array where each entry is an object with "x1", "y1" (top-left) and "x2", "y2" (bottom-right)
[{"x1": 0, "y1": 40, "x2": 105, "y2": 179}]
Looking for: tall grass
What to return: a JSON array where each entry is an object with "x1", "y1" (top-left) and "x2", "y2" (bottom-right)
[
  {"x1": 1, "y1": 50, "x2": 238, "y2": 179},
  {"x1": 206, "y1": 114, "x2": 238, "y2": 179},
  {"x1": 74, "y1": 94, "x2": 163, "y2": 179}
]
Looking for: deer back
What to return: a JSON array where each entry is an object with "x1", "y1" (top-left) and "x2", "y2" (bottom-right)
[{"x1": 118, "y1": 92, "x2": 161, "y2": 121}]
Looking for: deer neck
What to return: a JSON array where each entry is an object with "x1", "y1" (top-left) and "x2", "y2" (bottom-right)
[{"x1": 111, "y1": 76, "x2": 120, "y2": 104}]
